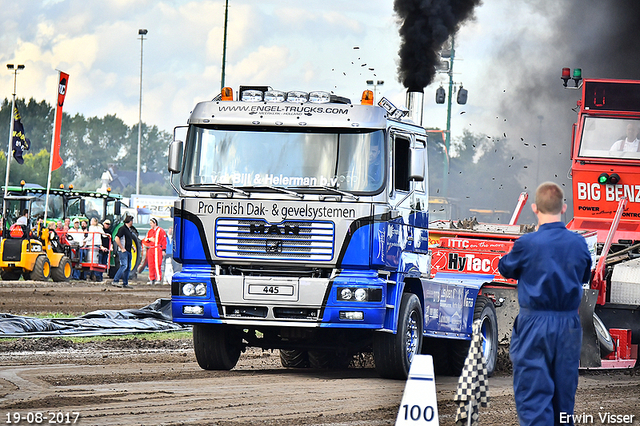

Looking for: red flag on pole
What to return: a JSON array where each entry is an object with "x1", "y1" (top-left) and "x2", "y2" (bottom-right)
[{"x1": 51, "y1": 72, "x2": 68, "y2": 171}]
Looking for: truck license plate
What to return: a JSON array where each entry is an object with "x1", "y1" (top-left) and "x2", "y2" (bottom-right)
[{"x1": 248, "y1": 284, "x2": 294, "y2": 296}]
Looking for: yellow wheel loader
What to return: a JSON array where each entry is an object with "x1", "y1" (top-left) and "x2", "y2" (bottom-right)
[{"x1": 0, "y1": 196, "x2": 72, "y2": 282}]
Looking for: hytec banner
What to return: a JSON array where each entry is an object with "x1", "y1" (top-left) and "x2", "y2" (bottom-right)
[
  {"x1": 11, "y1": 105, "x2": 30, "y2": 164},
  {"x1": 51, "y1": 71, "x2": 69, "y2": 171}
]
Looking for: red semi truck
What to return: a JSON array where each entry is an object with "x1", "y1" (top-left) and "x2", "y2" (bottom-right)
[{"x1": 426, "y1": 71, "x2": 640, "y2": 369}]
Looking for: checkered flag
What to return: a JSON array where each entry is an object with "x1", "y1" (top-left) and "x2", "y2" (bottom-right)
[{"x1": 454, "y1": 319, "x2": 489, "y2": 425}]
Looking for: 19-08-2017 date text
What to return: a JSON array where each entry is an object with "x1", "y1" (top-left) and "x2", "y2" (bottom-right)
[{"x1": 5, "y1": 412, "x2": 80, "y2": 424}]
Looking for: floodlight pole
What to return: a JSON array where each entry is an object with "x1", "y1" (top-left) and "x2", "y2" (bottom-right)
[
  {"x1": 136, "y1": 29, "x2": 147, "y2": 196},
  {"x1": 443, "y1": 36, "x2": 455, "y2": 198},
  {"x1": 366, "y1": 80, "x2": 384, "y2": 102}
]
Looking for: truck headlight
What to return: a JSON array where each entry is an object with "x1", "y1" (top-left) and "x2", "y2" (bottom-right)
[
  {"x1": 337, "y1": 287, "x2": 382, "y2": 302},
  {"x1": 354, "y1": 288, "x2": 367, "y2": 302},
  {"x1": 340, "y1": 288, "x2": 353, "y2": 300},
  {"x1": 181, "y1": 283, "x2": 207, "y2": 297},
  {"x1": 195, "y1": 283, "x2": 207, "y2": 296}
]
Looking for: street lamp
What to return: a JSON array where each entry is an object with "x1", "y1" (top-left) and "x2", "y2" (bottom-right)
[
  {"x1": 136, "y1": 29, "x2": 148, "y2": 196},
  {"x1": 3, "y1": 64, "x2": 25, "y2": 220},
  {"x1": 366, "y1": 80, "x2": 384, "y2": 101}
]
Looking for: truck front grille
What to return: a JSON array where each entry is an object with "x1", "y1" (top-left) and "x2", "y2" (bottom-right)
[{"x1": 215, "y1": 219, "x2": 334, "y2": 261}]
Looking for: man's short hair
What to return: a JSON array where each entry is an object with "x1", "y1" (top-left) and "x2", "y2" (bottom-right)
[
  {"x1": 22, "y1": 209, "x2": 28, "y2": 216},
  {"x1": 123, "y1": 216, "x2": 133, "y2": 224},
  {"x1": 535, "y1": 181, "x2": 564, "y2": 214}
]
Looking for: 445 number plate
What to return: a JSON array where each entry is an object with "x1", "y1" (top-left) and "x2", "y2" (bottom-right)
[{"x1": 248, "y1": 284, "x2": 294, "y2": 296}]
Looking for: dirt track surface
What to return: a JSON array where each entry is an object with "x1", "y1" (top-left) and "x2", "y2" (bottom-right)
[{"x1": 1, "y1": 281, "x2": 639, "y2": 425}]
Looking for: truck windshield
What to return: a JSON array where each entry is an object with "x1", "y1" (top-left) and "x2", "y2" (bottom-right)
[
  {"x1": 579, "y1": 117, "x2": 640, "y2": 159},
  {"x1": 182, "y1": 126, "x2": 385, "y2": 193}
]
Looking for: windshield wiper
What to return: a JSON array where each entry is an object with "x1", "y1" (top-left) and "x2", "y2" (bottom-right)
[
  {"x1": 188, "y1": 183, "x2": 250, "y2": 197},
  {"x1": 289, "y1": 185, "x2": 359, "y2": 201},
  {"x1": 246, "y1": 185, "x2": 304, "y2": 199}
]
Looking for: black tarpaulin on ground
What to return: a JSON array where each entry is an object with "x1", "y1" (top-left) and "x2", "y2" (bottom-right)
[{"x1": 0, "y1": 298, "x2": 188, "y2": 337}]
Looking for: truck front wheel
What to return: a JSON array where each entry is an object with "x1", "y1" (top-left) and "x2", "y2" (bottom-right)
[
  {"x1": 193, "y1": 324, "x2": 242, "y2": 370},
  {"x1": 373, "y1": 293, "x2": 423, "y2": 380}
]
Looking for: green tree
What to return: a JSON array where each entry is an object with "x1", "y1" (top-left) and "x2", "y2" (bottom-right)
[
  {"x1": 117, "y1": 123, "x2": 171, "y2": 173},
  {"x1": 0, "y1": 98, "x2": 173, "y2": 196},
  {"x1": 0, "y1": 150, "x2": 62, "y2": 188}
]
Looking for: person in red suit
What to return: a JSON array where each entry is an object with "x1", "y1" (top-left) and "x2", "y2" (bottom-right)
[{"x1": 143, "y1": 218, "x2": 167, "y2": 284}]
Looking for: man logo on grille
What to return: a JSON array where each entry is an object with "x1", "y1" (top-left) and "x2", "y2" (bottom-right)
[
  {"x1": 250, "y1": 223, "x2": 300, "y2": 236},
  {"x1": 266, "y1": 240, "x2": 283, "y2": 253}
]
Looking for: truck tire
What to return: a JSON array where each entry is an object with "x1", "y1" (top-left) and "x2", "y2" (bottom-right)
[
  {"x1": 130, "y1": 234, "x2": 142, "y2": 278},
  {"x1": 51, "y1": 256, "x2": 72, "y2": 282},
  {"x1": 1, "y1": 269, "x2": 22, "y2": 281},
  {"x1": 450, "y1": 295, "x2": 498, "y2": 376},
  {"x1": 373, "y1": 292, "x2": 423, "y2": 380},
  {"x1": 30, "y1": 255, "x2": 51, "y2": 281},
  {"x1": 308, "y1": 351, "x2": 352, "y2": 369},
  {"x1": 593, "y1": 312, "x2": 614, "y2": 356},
  {"x1": 421, "y1": 337, "x2": 451, "y2": 376},
  {"x1": 279, "y1": 349, "x2": 309, "y2": 368},
  {"x1": 193, "y1": 323, "x2": 242, "y2": 370}
]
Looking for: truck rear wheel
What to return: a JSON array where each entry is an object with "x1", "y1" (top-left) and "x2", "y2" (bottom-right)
[
  {"x1": 30, "y1": 255, "x2": 51, "y2": 281},
  {"x1": 308, "y1": 350, "x2": 352, "y2": 369},
  {"x1": 279, "y1": 349, "x2": 309, "y2": 368},
  {"x1": 193, "y1": 324, "x2": 242, "y2": 370},
  {"x1": 450, "y1": 295, "x2": 498, "y2": 376},
  {"x1": 593, "y1": 312, "x2": 614, "y2": 356},
  {"x1": 51, "y1": 256, "x2": 72, "y2": 282},
  {"x1": 373, "y1": 293, "x2": 423, "y2": 379}
]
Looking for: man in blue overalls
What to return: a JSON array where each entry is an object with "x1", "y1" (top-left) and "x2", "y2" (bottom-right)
[{"x1": 499, "y1": 182, "x2": 592, "y2": 426}]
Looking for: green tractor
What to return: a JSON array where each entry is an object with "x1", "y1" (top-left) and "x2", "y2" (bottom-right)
[{"x1": 2, "y1": 183, "x2": 142, "y2": 280}]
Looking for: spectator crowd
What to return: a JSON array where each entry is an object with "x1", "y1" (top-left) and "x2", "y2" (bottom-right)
[{"x1": 50, "y1": 216, "x2": 174, "y2": 284}]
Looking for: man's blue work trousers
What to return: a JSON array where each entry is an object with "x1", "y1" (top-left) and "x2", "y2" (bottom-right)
[
  {"x1": 113, "y1": 251, "x2": 131, "y2": 286},
  {"x1": 510, "y1": 309, "x2": 582, "y2": 426}
]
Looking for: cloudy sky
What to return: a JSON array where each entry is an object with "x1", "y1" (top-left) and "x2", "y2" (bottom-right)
[
  {"x1": 2, "y1": 0, "x2": 638, "y2": 206},
  {"x1": 0, "y1": 0, "x2": 559, "y2": 136}
]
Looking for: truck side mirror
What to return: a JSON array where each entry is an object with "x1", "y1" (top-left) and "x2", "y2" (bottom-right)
[
  {"x1": 115, "y1": 201, "x2": 122, "y2": 216},
  {"x1": 168, "y1": 140, "x2": 184, "y2": 174},
  {"x1": 409, "y1": 147, "x2": 425, "y2": 181},
  {"x1": 79, "y1": 199, "x2": 86, "y2": 215}
]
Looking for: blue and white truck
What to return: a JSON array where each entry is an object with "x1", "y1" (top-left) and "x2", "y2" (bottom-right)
[{"x1": 167, "y1": 85, "x2": 499, "y2": 379}]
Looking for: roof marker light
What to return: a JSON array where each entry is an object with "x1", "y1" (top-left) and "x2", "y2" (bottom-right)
[
  {"x1": 264, "y1": 90, "x2": 286, "y2": 102},
  {"x1": 561, "y1": 67, "x2": 571, "y2": 87},
  {"x1": 361, "y1": 90, "x2": 374, "y2": 105},
  {"x1": 572, "y1": 68, "x2": 582, "y2": 87},
  {"x1": 287, "y1": 91, "x2": 308, "y2": 103},
  {"x1": 241, "y1": 89, "x2": 264, "y2": 102},
  {"x1": 221, "y1": 87, "x2": 234, "y2": 101},
  {"x1": 308, "y1": 91, "x2": 331, "y2": 103}
]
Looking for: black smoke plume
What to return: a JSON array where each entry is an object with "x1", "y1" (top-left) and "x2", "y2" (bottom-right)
[
  {"x1": 394, "y1": 0, "x2": 482, "y2": 91},
  {"x1": 465, "y1": 0, "x2": 640, "y2": 222}
]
